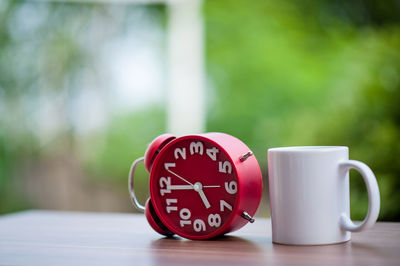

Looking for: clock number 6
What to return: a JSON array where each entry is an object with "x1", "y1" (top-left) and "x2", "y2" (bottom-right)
[
  {"x1": 208, "y1": 214, "x2": 221, "y2": 227},
  {"x1": 225, "y1": 181, "x2": 237, "y2": 194}
]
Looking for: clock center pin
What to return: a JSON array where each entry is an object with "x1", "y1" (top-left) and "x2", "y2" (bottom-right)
[{"x1": 193, "y1": 182, "x2": 202, "y2": 192}]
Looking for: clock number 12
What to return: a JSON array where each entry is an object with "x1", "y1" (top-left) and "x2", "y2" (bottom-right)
[{"x1": 159, "y1": 177, "x2": 171, "y2": 196}]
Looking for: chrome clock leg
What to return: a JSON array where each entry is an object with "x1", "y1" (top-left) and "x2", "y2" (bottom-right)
[
  {"x1": 239, "y1": 151, "x2": 253, "y2": 162},
  {"x1": 241, "y1": 211, "x2": 255, "y2": 223}
]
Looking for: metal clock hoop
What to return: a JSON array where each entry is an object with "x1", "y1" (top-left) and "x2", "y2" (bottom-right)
[{"x1": 128, "y1": 157, "x2": 146, "y2": 212}]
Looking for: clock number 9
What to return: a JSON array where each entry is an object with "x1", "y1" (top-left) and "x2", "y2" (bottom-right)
[
  {"x1": 159, "y1": 177, "x2": 171, "y2": 196},
  {"x1": 193, "y1": 219, "x2": 206, "y2": 232},
  {"x1": 179, "y1": 208, "x2": 192, "y2": 227},
  {"x1": 208, "y1": 214, "x2": 221, "y2": 227},
  {"x1": 225, "y1": 181, "x2": 237, "y2": 194}
]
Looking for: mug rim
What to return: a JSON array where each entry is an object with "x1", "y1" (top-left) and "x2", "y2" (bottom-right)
[{"x1": 268, "y1": 146, "x2": 348, "y2": 153}]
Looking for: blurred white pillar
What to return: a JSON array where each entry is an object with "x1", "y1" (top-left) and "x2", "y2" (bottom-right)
[{"x1": 166, "y1": 0, "x2": 205, "y2": 136}]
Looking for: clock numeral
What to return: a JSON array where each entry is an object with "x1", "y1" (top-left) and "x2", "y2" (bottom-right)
[
  {"x1": 180, "y1": 220, "x2": 191, "y2": 227},
  {"x1": 164, "y1": 163, "x2": 176, "y2": 171},
  {"x1": 219, "y1": 161, "x2": 232, "y2": 174},
  {"x1": 206, "y1": 147, "x2": 219, "y2": 161},
  {"x1": 225, "y1": 181, "x2": 237, "y2": 194},
  {"x1": 179, "y1": 208, "x2": 192, "y2": 227},
  {"x1": 166, "y1": 198, "x2": 178, "y2": 213},
  {"x1": 190, "y1": 141, "x2": 204, "y2": 155},
  {"x1": 193, "y1": 219, "x2": 206, "y2": 232},
  {"x1": 208, "y1": 213, "x2": 221, "y2": 227},
  {"x1": 180, "y1": 208, "x2": 191, "y2": 219},
  {"x1": 159, "y1": 177, "x2": 171, "y2": 196},
  {"x1": 174, "y1": 148, "x2": 186, "y2": 160},
  {"x1": 220, "y1": 200, "x2": 233, "y2": 212}
]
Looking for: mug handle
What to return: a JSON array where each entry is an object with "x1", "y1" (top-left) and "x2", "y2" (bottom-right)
[{"x1": 339, "y1": 160, "x2": 380, "y2": 232}]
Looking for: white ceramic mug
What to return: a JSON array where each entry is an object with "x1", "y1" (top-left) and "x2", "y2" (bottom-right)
[{"x1": 267, "y1": 146, "x2": 380, "y2": 245}]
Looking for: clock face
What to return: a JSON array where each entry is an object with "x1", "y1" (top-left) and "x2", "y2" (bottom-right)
[{"x1": 150, "y1": 136, "x2": 238, "y2": 239}]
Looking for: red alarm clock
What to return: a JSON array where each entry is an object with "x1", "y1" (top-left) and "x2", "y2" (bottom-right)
[{"x1": 129, "y1": 132, "x2": 263, "y2": 240}]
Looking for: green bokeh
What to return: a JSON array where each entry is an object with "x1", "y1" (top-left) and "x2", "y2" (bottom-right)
[{"x1": 1, "y1": 0, "x2": 399, "y2": 220}]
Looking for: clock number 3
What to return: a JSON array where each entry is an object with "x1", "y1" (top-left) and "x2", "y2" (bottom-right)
[{"x1": 190, "y1": 142, "x2": 204, "y2": 155}]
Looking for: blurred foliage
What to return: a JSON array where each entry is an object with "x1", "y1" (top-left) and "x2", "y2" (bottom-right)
[
  {"x1": 1, "y1": 0, "x2": 399, "y2": 221},
  {"x1": 0, "y1": 0, "x2": 166, "y2": 213},
  {"x1": 204, "y1": 0, "x2": 400, "y2": 221},
  {"x1": 85, "y1": 107, "x2": 166, "y2": 204}
]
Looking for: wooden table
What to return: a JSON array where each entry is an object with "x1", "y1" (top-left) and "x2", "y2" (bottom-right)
[{"x1": 0, "y1": 210, "x2": 399, "y2": 265}]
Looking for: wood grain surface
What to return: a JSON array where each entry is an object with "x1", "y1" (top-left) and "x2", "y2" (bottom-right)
[{"x1": 0, "y1": 210, "x2": 399, "y2": 266}]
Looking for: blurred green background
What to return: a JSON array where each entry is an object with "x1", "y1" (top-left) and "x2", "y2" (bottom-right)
[{"x1": 0, "y1": 0, "x2": 399, "y2": 221}]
